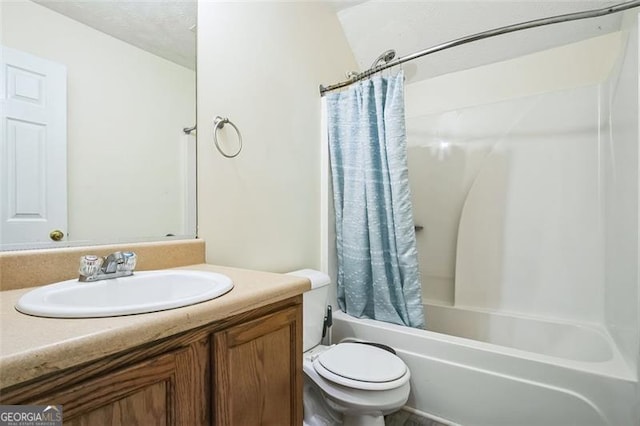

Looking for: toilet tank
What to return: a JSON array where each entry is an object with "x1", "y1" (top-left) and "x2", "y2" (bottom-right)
[{"x1": 286, "y1": 269, "x2": 331, "y2": 352}]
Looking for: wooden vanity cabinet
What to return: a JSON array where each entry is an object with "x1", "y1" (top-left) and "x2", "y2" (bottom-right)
[
  {"x1": 212, "y1": 305, "x2": 303, "y2": 425},
  {"x1": 33, "y1": 340, "x2": 209, "y2": 426},
  {"x1": 0, "y1": 296, "x2": 303, "y2": 426}
]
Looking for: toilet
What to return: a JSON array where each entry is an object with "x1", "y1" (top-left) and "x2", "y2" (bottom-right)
[{"x1": 287, "y1": 269, "x2": 410, "y2": 426}]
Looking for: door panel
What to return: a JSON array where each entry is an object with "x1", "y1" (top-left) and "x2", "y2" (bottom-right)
[{"x1": 1, "y1": 46, "x2": 67, "y2": 248}]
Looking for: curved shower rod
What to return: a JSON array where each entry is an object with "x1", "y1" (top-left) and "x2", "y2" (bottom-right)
[{"x1": 319, "y1": 0, "x2": 640, "y2": 95}]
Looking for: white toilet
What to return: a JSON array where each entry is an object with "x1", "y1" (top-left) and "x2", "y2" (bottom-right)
[{"x1": 287, "y1": 269, "x2": 411, "y2": 426}]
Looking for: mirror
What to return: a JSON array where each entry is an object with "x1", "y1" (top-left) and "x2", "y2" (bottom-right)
[{"x1": 1, "y1": 0, "x2": 197, "y2": 250}]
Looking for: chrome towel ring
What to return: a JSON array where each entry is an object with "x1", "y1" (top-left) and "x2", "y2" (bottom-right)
[{"x1": 213, "y1": 116, "x2": 242, "y2": 158}]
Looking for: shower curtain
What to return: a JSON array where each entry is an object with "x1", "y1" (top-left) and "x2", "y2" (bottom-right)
[{"x1": 326, "y1": 71, "x2": 424, "y2": 328}]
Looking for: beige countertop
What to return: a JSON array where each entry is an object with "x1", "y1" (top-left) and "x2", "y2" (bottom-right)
[{"x1": 0, "y1": 264, "x2": 310, "y2": 390}]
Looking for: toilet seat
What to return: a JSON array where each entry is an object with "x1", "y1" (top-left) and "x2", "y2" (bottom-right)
[{"x1": 313, "y1": 343, "x2": 410, "y2": 391}]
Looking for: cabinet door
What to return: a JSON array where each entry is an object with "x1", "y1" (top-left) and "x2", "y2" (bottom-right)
[
  {"x1": 30, "y1": 342, "x2": 209, "y2": 426},
  {"x1": 212, "y1": 305, "x2": 303, "y2": 426}
]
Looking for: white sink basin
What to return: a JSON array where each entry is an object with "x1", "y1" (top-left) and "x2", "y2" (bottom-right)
[{"x1": 15, "y1": 270, "x2": 233, "y2": 318}]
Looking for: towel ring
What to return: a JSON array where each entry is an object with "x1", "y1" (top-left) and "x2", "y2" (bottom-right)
[{"x1": 213, "y1": 116, "x2": 242, "y2": 158}]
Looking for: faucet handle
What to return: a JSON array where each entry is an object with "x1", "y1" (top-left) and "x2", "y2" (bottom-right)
[
  {"x1": 119, "y1": 251, "x2": 137, "y2": 272},
  {"x1": 79, "y1": 255, "x2": 103, "y2": 279}
]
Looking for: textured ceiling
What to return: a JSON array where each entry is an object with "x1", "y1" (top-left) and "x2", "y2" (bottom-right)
[
  {"x1": 32, "y1": 0, "x2": 629, "y2": 80},
  {"x1": 335, "y1": 1, "x2": 626, "y2": 84},
  {"x1": 34, "y1": 0, "x2": 196, "y2": 70}
]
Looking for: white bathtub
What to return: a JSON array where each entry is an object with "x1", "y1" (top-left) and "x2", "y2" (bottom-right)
[{"x1": 331, "y1": 305, "x2": 638, "y2": 426}]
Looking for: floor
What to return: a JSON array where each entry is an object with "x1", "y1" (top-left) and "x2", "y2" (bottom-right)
[{"x1": 385, "y1": 410, "x2": 449, "y2": 426}]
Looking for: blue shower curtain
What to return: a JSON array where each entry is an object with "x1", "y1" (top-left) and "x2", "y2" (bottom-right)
[{"x1": 326, "y1": 71, "x2": 424, "y2": 328}]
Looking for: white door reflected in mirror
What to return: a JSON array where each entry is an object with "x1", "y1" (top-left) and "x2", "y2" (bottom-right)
[{"x1": 1, "y1": 46, "x2": 67, "y2": 249}]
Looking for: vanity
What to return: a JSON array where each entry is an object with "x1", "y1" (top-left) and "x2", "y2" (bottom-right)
[{"x1": 0, "y1": 241, "x2": 310, "y2": 425}]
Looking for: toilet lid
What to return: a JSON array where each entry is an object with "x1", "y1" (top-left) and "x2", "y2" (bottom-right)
[{"x1": 314, "y1": 343, "x2": 408, "y2": 390}]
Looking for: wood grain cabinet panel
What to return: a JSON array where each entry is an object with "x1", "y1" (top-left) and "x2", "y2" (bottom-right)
[
  {"x1": 0, "y1": 296, "x2": 302, "y2": 426},
  {"x1": 63, "y1": 382, "x2": 168, "y2": 426},
  {"x1": 212, "y1": 305, "x2": 303, "y2": 426},
  {"x1": 29, "y1": 344, "x2": 208, "y2": 426}
]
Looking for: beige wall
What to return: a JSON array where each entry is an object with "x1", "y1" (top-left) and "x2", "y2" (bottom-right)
[
  {"x1": 2, "y1": 0, "x2": 196, "y2": 244},
  {"x1": 197, "y1": 2, "x2": 356, "y2": 272}
]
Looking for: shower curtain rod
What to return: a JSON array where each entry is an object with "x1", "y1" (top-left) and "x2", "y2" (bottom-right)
[{"x1": 319, "y1": 0, "x2": 640, "y2": 95}]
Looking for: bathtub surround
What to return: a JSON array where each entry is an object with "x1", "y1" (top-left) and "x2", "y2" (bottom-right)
[
  {"x1": 403, "y1": 25, "x2": 639, "y2": 377},
  {"x1": 323, "y1": 12, "x2": 640, "y2": 426},
  {"x1": 326, "y1": 72, "x2": 423, "y2": 328}
]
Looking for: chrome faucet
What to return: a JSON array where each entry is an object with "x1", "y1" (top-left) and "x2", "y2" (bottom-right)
[
  {"x1": 79, "y1": 251, "x2": 137, "y2": 282},
  {"x1": 102, "y1": 251, "x2": 125, "y2": 273}
]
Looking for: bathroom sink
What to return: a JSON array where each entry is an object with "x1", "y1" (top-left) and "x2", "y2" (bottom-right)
[{"x1": 15, "y1": 270, "x2": 234, "y2": 318}]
